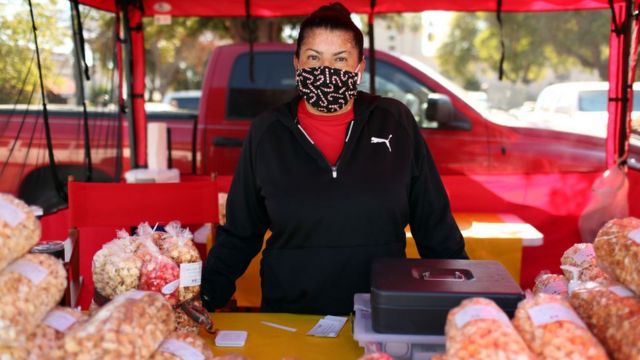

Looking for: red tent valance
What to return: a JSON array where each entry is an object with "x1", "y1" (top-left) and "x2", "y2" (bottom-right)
[{"x1": 79, "y1": 0, "x2": 635, "y2": 17}]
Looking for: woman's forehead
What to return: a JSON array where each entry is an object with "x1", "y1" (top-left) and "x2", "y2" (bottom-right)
[{"x1": 301, "y1": 28, "x2": 356, "y2": 52}]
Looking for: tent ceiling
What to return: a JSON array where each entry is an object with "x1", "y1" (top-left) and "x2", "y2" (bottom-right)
[{"x1": 79, "y1": 0, "x2": 633, "y2": 17}]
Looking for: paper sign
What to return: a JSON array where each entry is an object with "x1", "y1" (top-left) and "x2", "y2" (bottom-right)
[
  {"x1": 44, "y1": 310, "x2": 79, "y2": 332},
  {"x1": 180, "y1": 261, "x2": 202, "y2": 287},
  {"x1": 7, "y1": 259, "x2": 48, "y2": 284},
  {"x1": 527, "y1": 303, "x2": 586, "y2": 328},
  {"x1": 307, "y1": 316, "x2": 347, "y2": 337},
  {"x1": 0, "y1": 198, "x2": 25, "y2": 227},
  {"x1": 628, "y1": 228, "x2": 640, "y2": 244},
  {"x1": 609, "y1": 285, "x2": 635, "y2": 298},
  {"x1": 454, "y1": 305, "x2": 511, "y2": 328},
  {"x1": 159, "y1": 339, "x2": 204, "y2": 360}
]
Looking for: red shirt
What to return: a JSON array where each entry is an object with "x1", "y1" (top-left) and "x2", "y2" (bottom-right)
[{"x1": 297, "y1": 100, "x2": 354, "y2": 165}]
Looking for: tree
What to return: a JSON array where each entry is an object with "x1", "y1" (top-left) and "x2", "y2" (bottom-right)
[
  {"x1": 437, "y1": 10, "x2": 610, "y2": 86},
  {"x1": 0, "y1": 0, "x2": 67, "y2": 104}
]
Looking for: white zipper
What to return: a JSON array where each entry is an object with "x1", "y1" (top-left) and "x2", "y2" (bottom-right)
[
  {"x1": 331, "y1": 166, "x2": 337, "y2": 178},
  {"x1": 297, "y1": 124, "x2": 314, "y2": 144},
  {"x1": 345, "y1": 121, "x2": 354, "y2": 142}
]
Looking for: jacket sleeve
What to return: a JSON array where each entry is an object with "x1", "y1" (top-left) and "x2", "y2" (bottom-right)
[
  {"x1": 406, "y1": 110, "x2": 468, "y2": 259},
  {"x1": 201, "y1": 123, "x2": 270, "y2": 310}
]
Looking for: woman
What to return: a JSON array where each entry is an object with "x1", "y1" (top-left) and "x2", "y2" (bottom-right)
[{"x1": 201, "y1": 2, "x2": 466, "y2": 315}]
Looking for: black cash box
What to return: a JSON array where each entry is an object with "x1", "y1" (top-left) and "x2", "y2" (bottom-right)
[{"x1": 370, "y1": 258, "x2": 524, "y2": 335}]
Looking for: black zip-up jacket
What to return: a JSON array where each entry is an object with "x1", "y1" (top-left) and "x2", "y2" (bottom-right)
[{"x1": 202, "y1": 91, "x2": 467, "y2": 315}]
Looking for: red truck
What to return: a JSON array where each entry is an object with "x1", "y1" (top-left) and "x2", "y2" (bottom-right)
[{"x1": 2, "y1": 42, "x2": 639, "y2": 286}]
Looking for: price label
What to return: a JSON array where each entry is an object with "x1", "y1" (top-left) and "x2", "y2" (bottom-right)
[
  {"x1": 6, "y1": 259, "x2": 48, "y2": 284},
  {"x1": 0, "y1": 198, "x2": 25, "y2": 227},
  {"x1": 527, "y1": 303, "x2": 586, "y2": 328},
  {"x1": 159, "y1": 339, "x2": 204, "y2": 360},
  {"x1": 180, "y1": 261, "x2": 202, "y2": 287},
  {"x1": 454, "y1": 305, "x2": 511, "y2": 328}
]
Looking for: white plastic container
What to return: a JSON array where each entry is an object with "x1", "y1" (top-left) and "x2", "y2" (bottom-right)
[{"x1": 353, "y1": 294, "x2": 445, "y2": 360}]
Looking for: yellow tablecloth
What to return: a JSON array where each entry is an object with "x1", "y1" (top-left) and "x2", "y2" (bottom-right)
[{"x1": 201, "y1": 313, "x2": 363, "y2": 360}]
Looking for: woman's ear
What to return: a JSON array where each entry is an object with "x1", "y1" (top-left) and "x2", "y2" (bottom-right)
[
  {"x1": 293, "y1": 55, "x2": 299, "y2": 72},
  {"x1": 357, "y1": 59, "x2": 366, "y2": 84}
]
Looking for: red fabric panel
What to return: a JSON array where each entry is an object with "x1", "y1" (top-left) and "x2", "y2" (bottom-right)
[
  {"x1": 68, "y1": 181, "x2": 218, "y2": 227},
  {"x1": 78, "y1": 0, "x2": 629, "y2": 16},
  {"x1": 443, "y1": 171, "x2": 600, "y2": 290},
  {"x1": 39, "y1": 208, "x2": 70, "y2": 241},
  {"x1": 629, "y1": 168, "x2": 640, "y2": 217}
]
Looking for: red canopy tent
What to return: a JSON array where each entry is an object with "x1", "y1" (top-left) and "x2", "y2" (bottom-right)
[
  {"x1": 75, "y1": 0, "x2": 640, "y2": 169},
  {"x1": 63, "y1": 1, "x2": 640, "y2": 289}
]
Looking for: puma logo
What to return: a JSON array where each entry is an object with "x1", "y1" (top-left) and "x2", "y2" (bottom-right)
[{"x1": 371, "y1": 135, "x2": 392, "y2": 152}]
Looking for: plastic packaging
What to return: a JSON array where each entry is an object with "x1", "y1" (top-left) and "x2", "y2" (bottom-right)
[
  {"x1": 0, "y1": 193, "x2": 41, "y2": 271},
  {"x1": 569, "y1": 280, "x2": 640, "y2": 360},
  {"x1": 26, "y1": 306, "x2": 87, "y2": 360},
  {"x1": 64, "y1": 290, "x2": 175, "y2": 359},
  {"x1": 532, "y1": 272, "x2": 568, "y2": 297},
  {"x1": 137, "y1": 239, "x2": 180, "y2": 306},
  {"x1": 560, "y1": 243, "x2": 609, "y2": 282},
  {"x1": 92, "y1": 230, "x2": 142, "y2": 300},
  {"x1": 593, "y1": 217, "x2": 640, "y2": 295},
  {"x1": 513, "y1": 293, "x2": 607, "y2": 359},
  {"x1": 443, "y1": 297, "x2": 534, "y2": 360},
  {"x1": 0, "y1": 253, "x2": 67, "y2": 348},
  {"x1": 160, "y1": 221, "x2": 202, "y2": 303},
  {"x1": 150, "y1": 331, "x2": 215, "y2": 360}
]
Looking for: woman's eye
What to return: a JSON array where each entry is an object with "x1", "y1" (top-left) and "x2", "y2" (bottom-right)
[
  {"x1": 336, "y1": 57, "x2": 347, "y2": 63},
  {"x1": 307, "y1": 55, "x2": 319, "y2": 61}
]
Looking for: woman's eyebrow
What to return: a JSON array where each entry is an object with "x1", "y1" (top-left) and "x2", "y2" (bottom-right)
[{"x1": 304, "y1": 49, "x2": 348, "y2": 56}]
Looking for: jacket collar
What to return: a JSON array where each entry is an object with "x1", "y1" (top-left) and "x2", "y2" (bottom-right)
[{"x1": 277, "y1": 91, "x2": 381, "y2": 128}]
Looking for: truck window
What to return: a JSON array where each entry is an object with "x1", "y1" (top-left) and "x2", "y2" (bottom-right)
[
  {"x1": 227, "y1": 52, "x2": 298, "y2": 119},
  {"x1": 359, "y1": 60, "x2": 435, "y2": 128}
]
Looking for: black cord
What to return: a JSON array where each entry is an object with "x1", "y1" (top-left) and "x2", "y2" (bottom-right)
[
  {"x1": 28, "y1": 0, "x2": 66, "y2": 201},
  {"x1": 496, "y1": 0, "x2": 506, "y2": 81},
  {"x1": 245, "y1": 0, "x2": 255, "y2": 83}
]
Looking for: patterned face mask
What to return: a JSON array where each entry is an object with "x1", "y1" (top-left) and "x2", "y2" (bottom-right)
[{"x1": 295, "y1": 65, "x2": 360, "y2": 113}]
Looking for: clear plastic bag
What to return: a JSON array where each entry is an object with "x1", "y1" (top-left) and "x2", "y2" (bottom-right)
[
  {"x1": 532, "y1": 272, "x2": 568, "y2": 297},
  {"x1": 569, "y1": 280, "x2": 640, "y2": 360},
  {"x1": 64, "y1": 290, "x2": 175, "y2": 359},
  {"x1": 0, "y1": 193, "x2": 41, "y2": 272},
  {"x1": 136, "y1": 238, "x2": 180, "y2": 306},
  {"x1": 578, "y1": 165, "x2": 629, "y2": 243},
  {"x1": 26, "y1": 306, "x2": 87, "y2": 360},
  {"x1": 560, "y1": 243, "x2": 609, "y2": 282},
  {"x1": 92, "y1": 230, "x2": 142, "y2": 300},
  {"x1": 444, "y1": 297, "x2": 534, "y2": 360},
  {"x1": 160, "y1": 221, "x2": 202, "y2": 303},
  {"x1": 593, "y1": 217, "x2": 640, "y2": 295},
  {"x1": 0, "y1": 253, "x2": 67, "y2": 348},
  {"x1": 513, "y1": 293, "x2": 607, "y2": 359},
  {"x1": 151, "y1": 331, "x2": 214, "y2": 360}
]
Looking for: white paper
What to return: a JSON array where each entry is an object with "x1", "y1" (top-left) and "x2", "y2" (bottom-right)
[
  {"x1": 43, "y1": 310, "x2": 79, "y2": 332},
  {"x1": 215, "y1": 330, "x2": 248, "y2": 347},
  {"x1": 0, "y1": 198, "x2": 26, "y2": 227},
  {"x1": 159, "y1": 339, "x2": 204, "y2": 360},
  {"x1": 162, "y1": 279, "x2": 180, "y2": 294},
  {"x1": 6, "y1": 259, "x2": 48, "y2": 284},
  {"x1": 540, "y1": 280, "x2": 568, "y2": 295},
  {"x1": 147, "y1": 122, "x2": 168, "y2": 170},
  {"x1": 609, "y1": 285, "x2": 635, "y2": 298},
  {"x1": 527, "y1": 303, "x2": 586, "y2": 328},
  {"x1": 454, "y1": 305, "x2": 511, "y2": 329},
  {"x1": 628, "y1": 228, "x2": 640, "y2": 244},
  {"x1": 306, "y1": 316, "x2": 347, "y2": 337},
  {"x1": 180, "y1": 261, "x2": 202, "y2": 287}
]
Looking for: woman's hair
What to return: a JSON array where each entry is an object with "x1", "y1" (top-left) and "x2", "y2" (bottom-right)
[{"x1": 295, "y1": 2, "x2": 364, "y2": 61}]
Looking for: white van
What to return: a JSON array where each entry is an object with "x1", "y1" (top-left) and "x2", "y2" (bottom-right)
[{"x1": 526, "y1": 81, "x2": 640, "y2": 137}]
